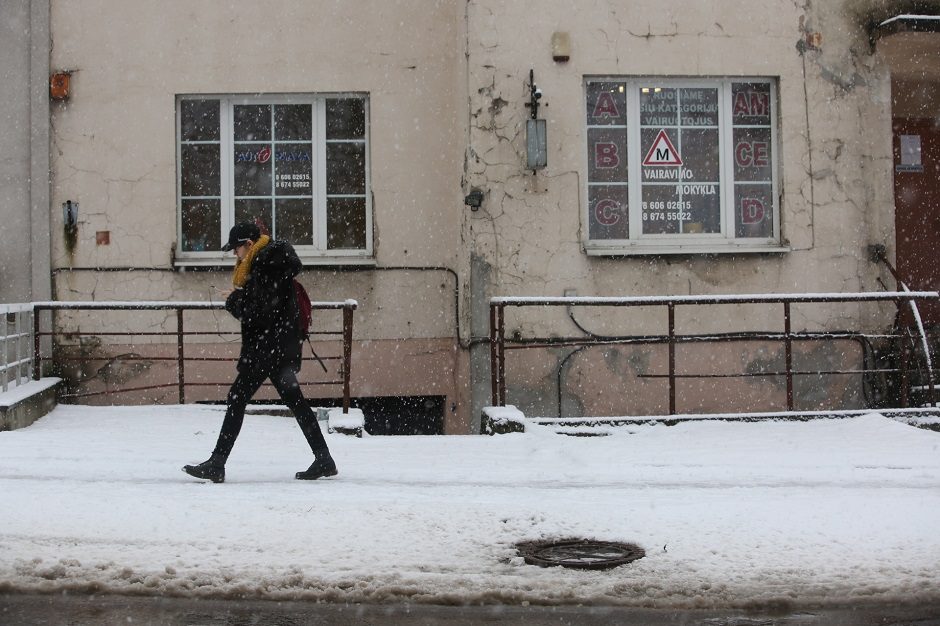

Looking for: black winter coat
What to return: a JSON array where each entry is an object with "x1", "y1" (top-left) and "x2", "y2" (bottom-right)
[{"x1": 225, "y1": 240, "x2": 303, "y2": 375}]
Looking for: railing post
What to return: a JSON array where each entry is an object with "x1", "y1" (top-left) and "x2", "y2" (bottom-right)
[
  {"x1": 497, "y1": 304, "x2": 506, "y2": 406},
  {"x1": 489, "y1": 303, "x2": 498, "y2": 407},
  {"x1": 32, "y1": 307, "x2": 42, "y2": 380},
  {"x1": 176, "y1": 308, "x2": 185, "y2": 404},
  {"x1": 668, "y1": 303, "x2": 676, "y2": 415},
  {"x1": 784, "y1": 302, "x2": 794, "y2": 411},
  {"x1": 342, "y1": 304, "x2": 354, "y2": 414},
  {"x1": 899, "y1": 328, "x2": 910, "y2": 409}
]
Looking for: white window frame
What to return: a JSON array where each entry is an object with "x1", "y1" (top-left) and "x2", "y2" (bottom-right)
[
  {"x1": 175, "y1": 93, "x2": 373, "y2": 266},
  {"x1": 583, "y1": 77, "x2": 785, "y2": 256}
]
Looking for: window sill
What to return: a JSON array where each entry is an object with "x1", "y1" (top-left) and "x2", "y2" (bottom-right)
[
  {"x1": 584, "y1": 242, "x2": 790, "y2": 257},
  {"x1": 174, "y1": 255, "x2": 376, "y2": 269}
]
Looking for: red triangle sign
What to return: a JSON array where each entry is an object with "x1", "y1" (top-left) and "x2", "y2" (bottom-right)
[{"x1": 642, "y1": 129, "x2": 683, "y2": 166}]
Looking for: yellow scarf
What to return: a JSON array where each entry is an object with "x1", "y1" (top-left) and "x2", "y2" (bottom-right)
[{"x1": 232, "y1": 235, "x2": 271, "y2": 288}]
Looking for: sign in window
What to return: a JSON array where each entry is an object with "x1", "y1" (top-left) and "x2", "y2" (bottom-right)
[{"x1": 586, "y1": 78, "x2": 779, "y2": 252}]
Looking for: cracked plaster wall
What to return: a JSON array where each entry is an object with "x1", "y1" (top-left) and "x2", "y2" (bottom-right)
[
  {"x1": 463, "y1": 0, "x2": 916, "y2": 415},
  {"x1": 465, "y1": 0, "x2": 905, "y2": 335}
]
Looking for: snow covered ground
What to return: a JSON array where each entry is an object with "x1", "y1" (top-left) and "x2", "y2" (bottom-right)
[{"x1": 1, "y1": 404, "x2": 939, "y2": 610}]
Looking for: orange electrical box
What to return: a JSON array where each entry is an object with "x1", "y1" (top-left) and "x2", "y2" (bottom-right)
[{"x1": 50, "y1": 72, "x2": 70, "y2": 100}]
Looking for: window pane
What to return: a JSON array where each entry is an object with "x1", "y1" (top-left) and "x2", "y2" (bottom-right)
[
  {"x1": 234, "y1": 199, "x2": 272, "y2": 232},
  {"x1": 326, "y1": 143, "x2": 366, "y2": 194},
  {"x1": 641, "y1": 126, "x2": 720, "y2": 235},
  {"x1": 234, "y1": 104, "x2": 271, "y2": 141},
  {"x1": 640, "y1": 87, "x2": 677, "y2": 127},
  {"x1": 275, "y1": 143, "x2": 313, "y2": 196},
  {"x1": 327, "y1": 197, "x2": 366, "y2": 249},
  {"x1": 585, "y1": 82, "x2": 626, "y2": 126},
  {"x1": 587, "y1": 128, "x2": 627, "y2": 183},
  {"x1": 275, "y1": 104, "x2": 312, "y2": 141},
  {"x1": 733, "y1": 127, "x2": 772, "y2": 182},
  {"x1": 731, "y1": 82, "x2": 772, "y2": 126},
  {"x1": 735, "y1": 184, "x2": 774, "y2": 238},
  {"x1": 275, "y1": 198, "x2": 313, "y2": 245},
  {"x1": 679, "y1": 88, "x2": 718, "y2": 127},
  {"x1": 181, "y1": 199, "x2": 221, "y2": 251},
  {"x1": 588, "y1": 185, "x2": 628, "y2": 240},
  {"x1": 326, "y1": 99, "x2": 365, "y2": 140},
  {"x1": 180, "y1": 145, "x2": 220, "y2": 196},
  {"x1": 641, "y1": 185, "x2": 679, "y2": 235},
  {"x1": 679, "y1": 128, "x2": 720, "y2": 181},
  {"x1": 180, "y1": 99, "x2": 220, "y2": 141},
  {"x1": 234, "y1": 144, "x2": 273, "y2": 196}
]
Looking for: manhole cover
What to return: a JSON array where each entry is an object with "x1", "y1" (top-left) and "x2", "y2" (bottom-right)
[{"x1": 515, "y1": 538, "x2": 645, "y2": 570}]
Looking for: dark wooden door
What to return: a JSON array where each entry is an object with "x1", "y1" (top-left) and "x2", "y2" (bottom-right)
[{"x1": 893, "y1": 118, "x2": 940, "y2": 327}]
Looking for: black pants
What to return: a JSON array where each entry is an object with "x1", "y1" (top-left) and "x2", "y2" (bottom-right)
[{"x1": 212, "y1": 364, "x2": 328, "y2": 460}]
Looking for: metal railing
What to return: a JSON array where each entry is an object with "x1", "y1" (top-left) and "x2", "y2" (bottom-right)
[
  {"x1": 32, "y1": 300, "x2": 358, "y2": 412},
  {"x1": 1, "y1": 303, "x2": 34, "y2": 393},
  {"x1": 489, "y1": 292, "x2": 939, "y2": 415}
]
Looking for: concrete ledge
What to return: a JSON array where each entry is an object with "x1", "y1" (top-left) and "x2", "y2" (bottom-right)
[
  {"x1": 481, "y1": 405, "x2": 526, "y2": 435},
  {"x1": 328, "y1": 408, "x2": 365, "y2": 437},
  {"x1": 0, "y1": 378, "x2": 61, "y2": 431}
]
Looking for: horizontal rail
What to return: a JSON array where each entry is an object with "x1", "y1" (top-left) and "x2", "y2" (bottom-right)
[
  {"x1": 32, "y1": 300, "x2": 358, "y2": 310},
  {"x1": 33, "y1": 300, "x2": 357, "y2": 411},
  {"x1": 492, "y1": 291, "x2": 938, "y2": 306},
  {"x1": 490, "y1": 292, "x2": 940, "y2": 415}
]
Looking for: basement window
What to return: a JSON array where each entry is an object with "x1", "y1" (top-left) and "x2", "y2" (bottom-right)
[{"x1": 584, "y1": 77, "x2": 784, "y2": 255}]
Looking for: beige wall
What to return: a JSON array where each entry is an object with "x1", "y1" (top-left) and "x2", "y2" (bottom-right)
[
  {"x1": 44, "y1": 0, "x2": 936, "y2": 425},
  {"x1": 48, "y1": 0, "x2": 471, "y2": 428}
]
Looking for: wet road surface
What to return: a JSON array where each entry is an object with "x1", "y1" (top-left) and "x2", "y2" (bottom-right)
[{"x1": 3, "y1": 593, "x2": 940, "y2": 625}]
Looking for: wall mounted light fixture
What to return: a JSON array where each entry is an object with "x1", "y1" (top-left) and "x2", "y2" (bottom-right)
[
  {"x1": 63, "y1": 200, "x2": 78, "y2": 231},
  {"x1": 524, "y1": 69, "x2": 547, "y2": 172}
]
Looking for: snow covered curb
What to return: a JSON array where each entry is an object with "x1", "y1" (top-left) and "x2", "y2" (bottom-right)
[
  {"x1": 481, "y1": 405, "x2": 528, "y2": 434},
  {"x1": 328, "y1": 407, "x2": 365, "y2": 437}
]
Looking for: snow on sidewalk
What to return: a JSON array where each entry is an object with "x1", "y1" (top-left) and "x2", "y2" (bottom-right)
[{"x1": 0, "y1": 404, "x2": 939, "y2": 609}]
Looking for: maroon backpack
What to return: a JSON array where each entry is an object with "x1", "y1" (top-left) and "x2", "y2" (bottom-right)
[
  {"x1": 293, "y1": 279, "x2": 312, "y2": 340},
  {"x1": 293, "y1": 279, "x2": 327, "y2": 372}
]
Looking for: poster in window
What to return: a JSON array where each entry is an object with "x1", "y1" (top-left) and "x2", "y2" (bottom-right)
[
  {"x1": 275, "y1": 143, "x2": 313, "y2": 196},
  {"x1": 586, "y1": 82, "x2": 626, "y2": 126},
  {"x1": 587, "y1": 128, "x2": 628, "y2": 183},
  {"x1": 735, "y1": 184, "x2": 774, "y2": 238},
  {"x1": 234, "y1": 143, "x2": 273, "y2": 197},
  {"x1": 733, "y1": 127, "x2": 772, "y2": 181},
  {"x1": 588, "y1": 185, "x2": 629, "y2": 240},
  {"x1": 639, "y1": 87, "x2": 677, "y2": 127},
  {"x1": 640, "y1": 127, "x2": 720, "y2": 235},
  {"x1": 731, "y1": 83, "x2": 771, "y2": 125}
]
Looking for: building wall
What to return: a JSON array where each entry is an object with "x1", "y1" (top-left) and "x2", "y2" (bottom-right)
[
  {"x1": 461, "y1": 0, "x2": 922, "y2": 418},
  {"x1": 48, "y1": 0, "x2": 471, "y2": 430},
  {"x1": 43, "y1": 0, "x2": 936, "y2": 426},
  {"x1": 0, "y1": 0, "x2": 51, "y2": 304}
]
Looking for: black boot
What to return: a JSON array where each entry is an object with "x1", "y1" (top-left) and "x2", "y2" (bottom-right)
[
  {"x1": 296, "y1": 450, "x2": 337, "y2": 480},
  {"x1": 183, "y1": 452, "x2": 226, "y2": 483}
]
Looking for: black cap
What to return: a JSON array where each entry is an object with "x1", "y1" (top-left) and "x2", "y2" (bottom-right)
[{"x1": 222, "y1": 222, "x2": 261, "y2": 251}]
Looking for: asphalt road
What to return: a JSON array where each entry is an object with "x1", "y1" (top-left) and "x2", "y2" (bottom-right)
[{"x1": 3, "y1": 594, "x2": 940, "y2": 626}]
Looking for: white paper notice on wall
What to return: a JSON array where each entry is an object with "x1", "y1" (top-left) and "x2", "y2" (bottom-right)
[{"x1": 897, "y1": 135, "x2": 923, "y2": 173}]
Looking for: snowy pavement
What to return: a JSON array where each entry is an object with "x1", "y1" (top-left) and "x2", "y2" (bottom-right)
[{"x1": 0, "y1": 404, "x2": 939, "y2": 610}]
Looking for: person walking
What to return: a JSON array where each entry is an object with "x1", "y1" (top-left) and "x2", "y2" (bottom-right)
[{"x1": 183, "y1": 222, "x2": 337, "y2": 483}]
